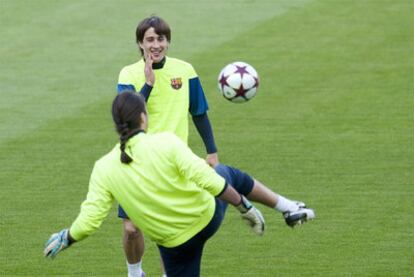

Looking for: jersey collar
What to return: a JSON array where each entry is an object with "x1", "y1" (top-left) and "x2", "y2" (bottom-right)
[
  {"x1": 152, "y1": 57, "x2": 166, "y2": 70},
  {"x1": 125, "y1": 130, "x2": 145, "y2": 147}
]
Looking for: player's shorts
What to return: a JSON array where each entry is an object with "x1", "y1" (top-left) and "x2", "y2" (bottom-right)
[
  {"x1": 117, "y1": 163, "x2": 255, "y2": 219},
  {"x1": 118, "y1": 204, "x2": 129, "y2": 219},
  {"x1": 157, "y1": 197, "x2": 226, "y2": 277}
]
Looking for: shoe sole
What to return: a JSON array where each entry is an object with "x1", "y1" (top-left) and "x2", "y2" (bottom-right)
[{"x1": 284, "y1": 208, "x2": 315, "y2": 227}]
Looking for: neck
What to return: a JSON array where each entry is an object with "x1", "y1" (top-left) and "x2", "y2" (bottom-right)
[{"x1": 152, "y1": 57, "x2": 166, "y2": 69}]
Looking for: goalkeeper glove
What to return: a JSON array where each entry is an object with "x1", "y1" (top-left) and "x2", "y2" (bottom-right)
[
  {"x1": 44, "y1": 228, "x2": 72, "y2": 258},
  {"x1": 236, "y1": 195, "x2": 265, "y2": 236}
]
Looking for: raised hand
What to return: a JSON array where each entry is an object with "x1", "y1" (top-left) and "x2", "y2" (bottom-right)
[{"x1": 144, "y1": 52, "x2": 155, "y2": 86}]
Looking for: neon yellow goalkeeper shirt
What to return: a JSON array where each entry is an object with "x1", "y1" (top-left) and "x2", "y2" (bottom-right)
[{"x1": 69, "y1": 132, "x2": 225, "y2": 247}]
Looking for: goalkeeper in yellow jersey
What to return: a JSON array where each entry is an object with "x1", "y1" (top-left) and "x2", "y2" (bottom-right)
[{"x1": 44, "y1": 92, "x2": 315, "y2": 277}]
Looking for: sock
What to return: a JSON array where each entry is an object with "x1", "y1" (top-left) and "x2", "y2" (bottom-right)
[
  {"x1": 274, "y1": 195, "x2": 298, "y2": 213},
  {"x1": 127, "y1": 260, "x2": 143, "y2": 277}
]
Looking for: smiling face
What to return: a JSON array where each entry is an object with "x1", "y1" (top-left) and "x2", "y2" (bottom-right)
[{"x1": 139, "y1": 27, "x2": 169, "y2": 63}]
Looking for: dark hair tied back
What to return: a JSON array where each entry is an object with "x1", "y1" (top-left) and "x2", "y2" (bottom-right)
[
  {"x1": 119, "y1": 123, "x2": 133, "y2": 164},
  {"x1": 112, "y1": 91, "x2": 146, "y2": 164}
]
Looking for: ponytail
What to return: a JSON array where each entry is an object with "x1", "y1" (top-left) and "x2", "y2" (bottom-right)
[
  {"x1": 119, "y1": 123, "x2": 133, "y2": 164},
  {"x1": 112, "y1": 91, "x2": 146, "y2": 164}
]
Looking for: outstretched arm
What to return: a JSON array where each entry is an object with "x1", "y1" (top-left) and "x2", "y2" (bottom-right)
[
  {"x1": 218, "y1": 183, "x2": 265, "y2": 236},
  {"x1": 169, "y1": 133, "x2": 264, "y2": 235},
  {"x1": 44, "y1": 165, "x2": 114, "y2": 258}
]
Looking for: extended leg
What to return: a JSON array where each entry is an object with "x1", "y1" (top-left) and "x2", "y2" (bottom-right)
[{"x1": 214, "y1": 164, "x2": 315, "y2": 227}]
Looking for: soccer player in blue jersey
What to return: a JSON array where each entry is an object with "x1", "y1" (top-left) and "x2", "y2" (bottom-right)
[
  {"x1": 44, "y1": 92, "x2": 315, "y2": 277},
  {"x1": 117, "y1": 16, "x2": 221, "y2": 276}
]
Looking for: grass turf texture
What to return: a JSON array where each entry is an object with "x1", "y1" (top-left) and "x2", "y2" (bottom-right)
[{"x1": 1, "y1": 0, "x2": 413, "y2": 276}]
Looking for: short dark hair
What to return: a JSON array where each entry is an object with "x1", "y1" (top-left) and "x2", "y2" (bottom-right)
[
  {"x1": 136, "y1": 16, "x2": 171, "y2": 56},
  {"x1": 112, "y1": 91, "x2": 146, "y2": 164}
]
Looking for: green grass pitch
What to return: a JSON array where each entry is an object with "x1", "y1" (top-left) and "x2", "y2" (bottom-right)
[{"x1": 1, "y1": 0, "x2": 413, "y2": 276}]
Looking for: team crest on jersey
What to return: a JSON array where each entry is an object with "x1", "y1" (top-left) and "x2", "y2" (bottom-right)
[{"x1": 170, "y1": 77, "x2": 182, "y2": 90}]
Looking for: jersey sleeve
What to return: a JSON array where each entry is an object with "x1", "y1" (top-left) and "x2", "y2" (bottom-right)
[
  {"x1": 189, "y1": 77, "x2": 209, "y2": 116},
  {"x1": 117, "y1": 67, "x2": 137, "y2": 93},
  {"x1": 118, "y1": 67, "x2": 133, "y2": 84},
  {"x1": 168, "y1": 133, "x2": 225, "y2": 196},
  {"x1": 69, "y1": 163, "x2": 114, "y2": 241},
  {"x1": 117, "y1": 84, "x2": 136, "y2": 93},
  {"x1": 117, "y1": 65, "x2": 153, "y2": 100}
]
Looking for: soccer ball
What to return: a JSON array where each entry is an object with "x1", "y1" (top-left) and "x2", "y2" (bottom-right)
[{"x1": 217, "y1": 61, "x2": 259, "y2": 103}]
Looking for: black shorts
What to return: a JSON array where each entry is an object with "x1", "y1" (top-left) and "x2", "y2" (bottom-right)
[{"x1": 157, "y1": 198, "x2": 226, "y2": 277}]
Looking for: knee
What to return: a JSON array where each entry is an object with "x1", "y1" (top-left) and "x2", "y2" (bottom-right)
[
  {"x1": 214, "y1": 164, "x2": 233, "y2": 184},
  {"x1": 123, "y1": 220, "x2": 141, "y2": 240},
  {"x1": 214, "y1": 164, "x2": 228, "y2": 177}
]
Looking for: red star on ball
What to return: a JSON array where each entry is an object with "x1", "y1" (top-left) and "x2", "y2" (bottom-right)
[
  {"x1": 219, "y1": 74, "x2": 229, "y2": 90},
  {"x1": 234, "y1": 84, "x2": 247, "y2": 97},
  {"x1": 234, "y1": 65, "x2": 249, "y2": 78}
]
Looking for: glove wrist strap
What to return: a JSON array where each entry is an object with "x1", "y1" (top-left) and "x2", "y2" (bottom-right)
[{"x1": 236, "y1": 195, "x2": 252, "y2": 213}]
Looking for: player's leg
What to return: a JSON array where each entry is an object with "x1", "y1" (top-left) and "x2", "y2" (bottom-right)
[
  {"x1": 214, "y1": 164, "x2": 315, "y2": 227},
  {"x1": 157, "y1": 199, "x2": 225, "y2": 277},
  {"x1": 123, "y1": 219, "x2": 145, "y2": 263},
  {"x1": 158, "y1": 244, "x2": 203, "y2": 277},
  {"x1": 160, "y1": 259, "x2": 167, "y2": 277},
  {"x1": 248, "y1": 178, "x2": 315, "y2": 227},
  {"x1": 119, "y1": 206, "x2": 146, "y2": 277}
]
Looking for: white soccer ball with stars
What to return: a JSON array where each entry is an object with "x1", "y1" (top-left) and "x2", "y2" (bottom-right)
[{"x1": 217, "y1": 61, "x2": 259, "y2": 103}]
